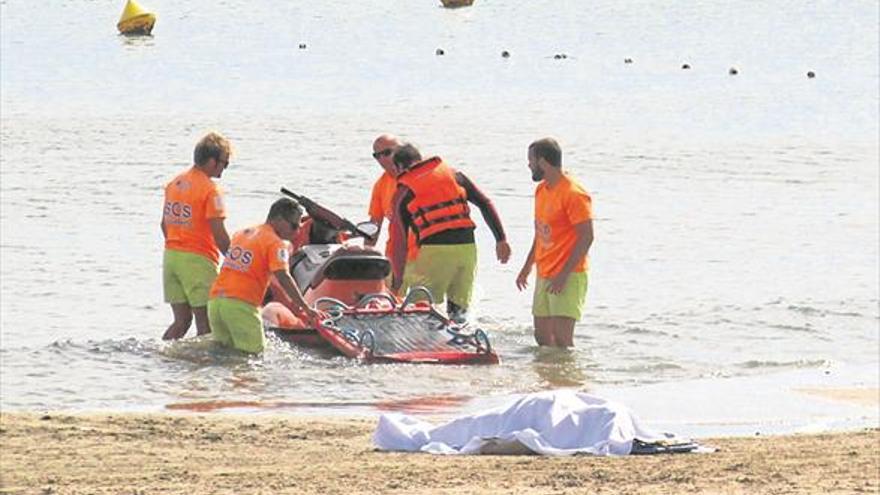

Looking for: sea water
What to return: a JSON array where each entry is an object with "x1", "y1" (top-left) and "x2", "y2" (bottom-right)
[{"x1": 1, "y1": 1, "x2": 877, "y2": 429}]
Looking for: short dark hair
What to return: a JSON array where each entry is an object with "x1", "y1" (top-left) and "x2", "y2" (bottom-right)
[
  {"x1": 529, "y1": 138, "x2": 562, "y2": 168},
  {"x1": 392, "y1": 143, "x2": 422, "y2": 170},
  {"x1": 267, "y1": 197, "x2": 303, "y2": 224}
]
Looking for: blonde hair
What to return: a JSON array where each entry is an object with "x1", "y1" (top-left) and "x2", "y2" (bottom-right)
[{"x1": 193, "y1": 132, "x2": 233, "y2": 166}]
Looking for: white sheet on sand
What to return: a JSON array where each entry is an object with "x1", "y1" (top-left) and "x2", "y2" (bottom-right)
[{"x1": 373, "y1": 390, "x2": 667, "y2": 456}]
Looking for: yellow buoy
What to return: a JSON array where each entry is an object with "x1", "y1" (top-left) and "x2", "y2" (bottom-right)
[{"x1": 117, "y1": 0, "x2": 157, "y2": 35}]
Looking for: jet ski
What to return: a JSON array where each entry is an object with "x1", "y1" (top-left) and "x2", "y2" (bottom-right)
[{"x1": 261, "y1": 188, "x2": 499, "y2": 365}]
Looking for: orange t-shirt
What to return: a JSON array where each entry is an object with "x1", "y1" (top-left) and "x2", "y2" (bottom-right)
[
  {"x1": 209, "y1": 224, "x2": 290, "y2": 306},
  {"x1": 368, "y1": 172, "x2": 418, "y2": 261},
  {"x1": 534, "y1": 174, "x2": 593, "y2": 278},
  {"x1": 163, "y1": 166, "x2": 226, "y2": 264}
]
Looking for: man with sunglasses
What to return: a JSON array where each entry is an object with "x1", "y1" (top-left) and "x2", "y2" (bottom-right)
[
  {"x1": 161, "y1": 132, "x2": 233, "y2": 341},
  {"x1": 207, "y1": 198, "x2": 325, "y2": 353},
  {"x1": 366, "y1": 134, "x2": 420, "y2": 276},
  {"x1": 366, "y1": 135, "x2": 401, "y2": 250}
]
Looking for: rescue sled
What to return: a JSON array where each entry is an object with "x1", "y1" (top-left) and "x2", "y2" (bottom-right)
[{"x1": 261, "y1": 188, "x2": 499, "y2": 365}]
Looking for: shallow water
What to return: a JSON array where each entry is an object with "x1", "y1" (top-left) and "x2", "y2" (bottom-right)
[{"x1": 1, "y1": 0, "x2": 878, "y2": 415}]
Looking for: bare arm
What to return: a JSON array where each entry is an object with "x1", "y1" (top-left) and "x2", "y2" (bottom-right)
[
  {"x1": 516, "y1": 236, "x2": 536, "y2": 291},
  {"x1": 209, "y1": 218, "x2": 230, "y2": 255},
  {"x1": 160, "y1": 218, "x2": 167, "y2": 239},
  {"x1": 273, "y1": 270, "x2": 324, "y2": 323},
  {"x1": 547, "y1": 220, "x2": 593, "y2": 293},
  {"x1": 388, "y1": 187, "x2": 412, "y2": 291}
]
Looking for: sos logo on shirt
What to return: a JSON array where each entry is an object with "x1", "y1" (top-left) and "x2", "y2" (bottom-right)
[
  {"x1": 164, "y1": 201, "x2": 193, "y2": 222},
  {"x1": 222, "y1": 246, "x2": 254, "y2": 272},
  {"x1": 536, "y1": 220, "x2": 553, "y2": 246}
]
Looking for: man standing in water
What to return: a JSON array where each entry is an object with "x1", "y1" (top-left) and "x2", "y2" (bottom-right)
[
  {"x1": 516, "y1": 138, "x2": 594, "y2": 348},
  {"x1": 161, "y1": 132, "x2": 232, "y2": 340},
  {"x1": 207, "y1": 198, "x2": 325, "y2": 353},
  {"x1": 389, "y1": 143, "x2": 511, "y2": 323}
]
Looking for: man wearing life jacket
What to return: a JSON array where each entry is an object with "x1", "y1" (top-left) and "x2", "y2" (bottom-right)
[
  {"x1": 365, "y1": 134, "x2": 419, "y2": 266},
  {"x1": 515, "y1": 138, "x2": 594, "y2": 348},
  {"x1": 161, "y1": 132, "x2": 232, "y2": 341},
  {"x1": 208, "y1": 198, "x2": 326, "y2": 354},
  {"x1": 388, "y1": 144, "x2": 511, "y2": 322}
]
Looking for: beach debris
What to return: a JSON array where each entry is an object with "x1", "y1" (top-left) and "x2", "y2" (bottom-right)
[
  {"x1": 807, "y1": 71, "x2": 816, "y2": 78},
  {"x1": 553, "y1": 53, "x2": 568, "y2": 60},
  {"x1": 435, "y1": 48, "x2": 445, "y2": 56},
  {"x1": 117, "y1": 0, "x2": 156, "y2": 36},
  {"x1": 681, "y1": 63, "x2": 691, "y2": 70},
  {"x1": 501, "y1": 50, "x2": 510, "y2": 58},
  {"x1": 624, "y1": 58, "x2": 633, "y2": 64},
  {"x1": 440, "y1": 0, "x2": 475, "y2": 8},
  {"x1": 729, "y1": 67, "x2": 739, "y2": 75},
  {"x1": 298, "y1": 43, "x2": 307, "y2": 49}
]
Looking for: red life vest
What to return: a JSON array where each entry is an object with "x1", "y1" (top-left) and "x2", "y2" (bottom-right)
[{"x1": 397, "y1": 157, "x2": 475, "y2": 242}]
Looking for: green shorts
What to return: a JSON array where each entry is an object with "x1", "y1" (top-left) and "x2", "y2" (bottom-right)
[
  {"x1": 533, "y1": 272, "x2": 588, "y2": 320},
  {"x1": 403, "y1": 243, "x2": 477, "y2": 309},
  {"x1": 207, "y1": 297, "x2": 265, "y2": 353},
  {"x1": 163, "y1": 249, "x2": 218, "y2": 307}
]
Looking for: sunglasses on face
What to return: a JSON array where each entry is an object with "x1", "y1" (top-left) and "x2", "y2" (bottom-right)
[
  {"x1": 286, "y1": 218, "x2": 300, "y2": 231},
  {"x1": 372, "y1": 149, "x2": 393, "y2": 159}
]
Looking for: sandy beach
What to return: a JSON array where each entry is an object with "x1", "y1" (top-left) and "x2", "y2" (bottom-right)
[{"x1": 1, "y1": 412, "x2": 877, "y2": 495}]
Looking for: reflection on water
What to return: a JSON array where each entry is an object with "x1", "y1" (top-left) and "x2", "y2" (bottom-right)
[
  {"x1": 165, "y1": 394, "x2": 471, "y2": 414},
  {"x1": 118, "y1": 34, "x2": 156, "y2": 49},
  {"x1": 531, "y1": 346, "x2": 590, "y2": 389}
]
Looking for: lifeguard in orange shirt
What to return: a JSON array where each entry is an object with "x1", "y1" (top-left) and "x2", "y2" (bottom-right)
[
  {"x1": 208, "y1": 198, "x2": 326, "y2": 354},
  {"x1": 161, "y1": 132, "x2": 232, "y2": 340},
  {"x1": 365, "y1": 134, "x2": 419, "y2": 265},
  {"x1": 516, "y1": 138, "x2": 594, "y2": 348}
]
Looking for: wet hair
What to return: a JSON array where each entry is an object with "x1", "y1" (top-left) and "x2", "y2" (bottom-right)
[
  {"x1": 266, "y1": 197, "x2": 303, "y2": 224},
  {"x1": 193, "y1": 132, "x2": 233, "y2": 166},
  {"x1": 529, "y1": 138, "x2": 562, "y2": 168},
  {"x1": 392, "y1": 143, "x2": 422, "y2": 170}
]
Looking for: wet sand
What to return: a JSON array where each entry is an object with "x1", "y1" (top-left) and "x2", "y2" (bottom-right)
[{"x1": 1, "y1": 412, "x2": 877, "y2": 494}]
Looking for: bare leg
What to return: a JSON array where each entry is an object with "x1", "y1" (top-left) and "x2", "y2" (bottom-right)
[
  {"x1": 549, "y1": 316, "x2": 576, "y2": 348},
  {"x1": 192, "y1": 306, "x2": 211, "y2": 336},
  {"x1": 533, "y1": 316, "x2": 556, "y2": 346},
  {"x1": 162, "y1": 303, "x2": 193, "y2": 340}
]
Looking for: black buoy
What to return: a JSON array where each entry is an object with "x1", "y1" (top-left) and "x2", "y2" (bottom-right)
[
  {"x1": 624, "y1": 58, "x2": 633, "y2": 64},
  {"x1": 807, "y1": 71, "x2": 816, "y2": 79},
  {"x1": 435, "y1": 48, "x2": 445, "y2": 56},
  {"x1": 681, "y1": 63, "x2": 691, "y2": 70},
  {"x1": 729, "y1": 67, "x2": 738, "y2": 75},
  {"x1": 298, "y1": 43, "x2": 307, "y2": 49},
  {"x1": 501, "y1": 50, "x2": 510, "y2": 58}
]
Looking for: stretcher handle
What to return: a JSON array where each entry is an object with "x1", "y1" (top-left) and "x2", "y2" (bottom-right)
[
  {"x1": 355, "y1": 293, "x2": 397, "y2": 309},
  {"x1": 399, "y1": 286, "x2": 435, "y2": 311}
]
